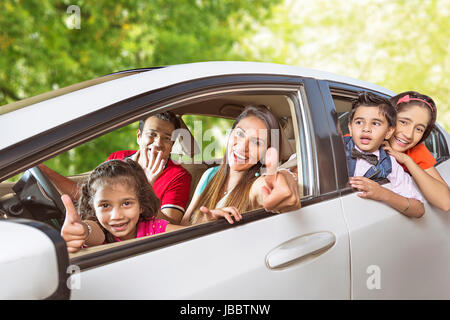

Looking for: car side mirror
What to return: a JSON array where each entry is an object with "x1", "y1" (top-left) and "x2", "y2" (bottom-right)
[{"x1": 0, "y1": 218, "x2": 71, "y2": 299}]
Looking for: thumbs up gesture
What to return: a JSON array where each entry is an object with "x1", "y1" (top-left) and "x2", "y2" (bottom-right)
[
  {"x1": 261, "y1": 148, "x2": 301, "y2": 213},
  {"x1": 60, "y1": 194, "x2": 88, "y2": 253}
]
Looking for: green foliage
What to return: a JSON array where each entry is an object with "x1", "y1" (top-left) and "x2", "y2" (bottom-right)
[
  {"x1": 1, "y1": 0, "x2": 280, "y2": 180},
  {"x1": 43, "y1": 121, "x2": 139, "y2": 176},
  {"x1": 0, "y1": 0, "x2": 279, "y2": 104},
  {"x1": 2, "y1": 0, "x2": 448, "y2": 181}
]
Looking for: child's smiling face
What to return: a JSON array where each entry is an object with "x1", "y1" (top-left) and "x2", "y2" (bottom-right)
[
  {"x1": 389, "y1": 105, "x2": 431, "y2": 153},
  {"x1": 348, "y1": 105, "x2": 395, "y2": 153},
  {"x1": 92, "y1": 181, "x2": 142, "y2": 241}
]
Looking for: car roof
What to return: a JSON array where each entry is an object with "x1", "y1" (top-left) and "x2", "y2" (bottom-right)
[
  {"x1": 0, "y1": 61, "x2": 395, "y2": 151},
  {"x1": 0, "y1": 67, "x2": 163, "y2": 115}
]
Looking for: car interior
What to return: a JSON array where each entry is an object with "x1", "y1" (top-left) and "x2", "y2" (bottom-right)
[{"x1": 0, "y1": 91, "x2": 302, "y2": 258}]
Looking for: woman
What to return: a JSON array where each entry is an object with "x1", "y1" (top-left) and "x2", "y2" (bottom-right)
[
  {"x1": 383, "y1": 91, "x2": 450, "y2": 212},
  {"x1": 181, "y1": 105, "x2": 300, "y2": 225}
]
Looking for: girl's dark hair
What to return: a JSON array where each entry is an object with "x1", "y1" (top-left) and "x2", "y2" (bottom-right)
[
  {"x1": 78, "y1": 159, "x2": 160, "y2": 242},
  {"x1": 189, "y1": 105, "x2": 282, "y2": 224},
  {"x1": 389, "y1": 91, "x2": 437, "y2": 144},
  {"x1": 349, "y1": 91, "x2": 397, "y2": 127}
]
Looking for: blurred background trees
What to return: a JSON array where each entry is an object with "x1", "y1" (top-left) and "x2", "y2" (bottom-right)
[
  {"x1": 236, "y1": 0, "x2": 449, "y2": 127},
  {"x1": 1, "y1": 0, "x2": 448, "y2": 178},
  {"x1": 0, "y1": 0, "x2": 280, "y2": 177},
  {"x1": 0, "y1": 0, "x2": 278, "y2": 105}
]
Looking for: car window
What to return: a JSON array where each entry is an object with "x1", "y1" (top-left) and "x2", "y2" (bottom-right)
[
  {"x1": 0, "y1": 86, "x2": 310, "y2": 263},
  {"x1": 333, "y1": 95, "x2": 353, "y2": 136},
  {"x1": 331, "y1": 92, "x2": 448, "y2": 163},
  {"x1": 53, "y1": 122, "x2": 139, "y2": 177},
  {"x1": 423, "y1": 127, "x2": 448, "y2": 161},
  {"x1": 175, "y1": 115, "x2": 235, "y2": 164}
]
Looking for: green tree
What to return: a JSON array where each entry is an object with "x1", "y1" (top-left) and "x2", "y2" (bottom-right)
[
  {"x1": 0, "y1": 0, "x2": 280, "y2": 105},
  {"x1": 1, "y1": 0, "x2": 281, "y2": 178}
]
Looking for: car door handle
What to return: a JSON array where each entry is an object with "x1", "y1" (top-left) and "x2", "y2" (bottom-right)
[{"x1": 265, "y1": 232, "x2": 336, "y2": 269}]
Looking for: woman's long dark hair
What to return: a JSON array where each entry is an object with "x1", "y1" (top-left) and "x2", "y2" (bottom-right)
[
  {"x1": 189, "y1": 105, "x2": 282, "y2": 225},
  {"x1": 78, "y1": 159, "x2": 160, "y2": 242}
]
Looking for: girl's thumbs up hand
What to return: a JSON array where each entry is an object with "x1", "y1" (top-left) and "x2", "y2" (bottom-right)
[{"x1": 61, "y1": 194, "x2": 88, "y2": 253}]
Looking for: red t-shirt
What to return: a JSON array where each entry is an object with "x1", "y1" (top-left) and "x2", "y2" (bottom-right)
[
  {"x1": 404, "y1": 143, "x2": 437, "y2": 172},
  {"x1": 106, "y1": 150, "x2": 192, "y2": 213}
]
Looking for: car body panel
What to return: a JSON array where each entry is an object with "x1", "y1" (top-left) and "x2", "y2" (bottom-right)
[
  {"x1": 71, "y1": 198, "x2": 350, "y2": 299},
  {"x1": 0, "y1": 61, "x2": 448, "y2": 300},
  {"x1": 341, "y1": 162, "x2": 450, "y2": 299}
]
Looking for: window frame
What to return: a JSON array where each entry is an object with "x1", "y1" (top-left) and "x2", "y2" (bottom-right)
[
  {"x1": 425, "y1": 126, "x2": 450, "y2": 164},
  {"x1": 321, "y1": 80, "x2": 450, "y2": 194},
  {"x1": 72, "y1": 87, "x2": 306, "y2": 269},
  {"x1": 319, "y1": 81, "x2": 394, "y2": 192},
  {"x1": 1, "y1": 74, "x2": 337, "y2": 270}
]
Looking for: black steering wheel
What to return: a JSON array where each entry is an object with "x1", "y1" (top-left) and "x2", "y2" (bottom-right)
[
  {"x1": 1, "y1": 166, "x2": 66, "y2": 229},
  {"x1": 28, "y1": 166, "x2": 66, "y2": 212},
  {"x1": 26, "y1": 166, "x2": 66, "y2": 227}
]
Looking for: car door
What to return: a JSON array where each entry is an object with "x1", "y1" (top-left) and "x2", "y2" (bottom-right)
[
  {"x1": 320, "y1": 81, "x2": 450, "y2": 299},
  {"x1": 0, "y1": 71, "x2": 351, "y2": 299},
  {"x1": 62, "y1": 75, "x2": 351, "y2": 299}
]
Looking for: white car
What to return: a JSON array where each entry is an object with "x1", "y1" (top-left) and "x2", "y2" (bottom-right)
[{"x1": 0, "y1": 61, "x2": 449, "y2": 300}]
